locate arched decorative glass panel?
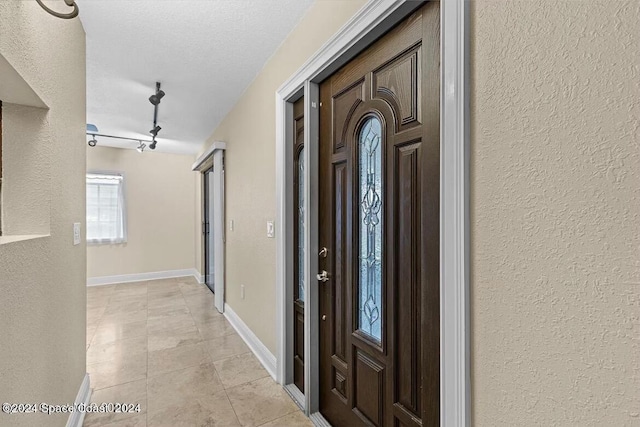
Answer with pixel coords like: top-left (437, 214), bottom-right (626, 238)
top-left (297, 147), bottom-right (305, 302)
top-left (357, 117), bottom-right (383, 342)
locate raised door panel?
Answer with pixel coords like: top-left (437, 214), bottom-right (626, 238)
top-left (373, 46), bottom-right (422, 132)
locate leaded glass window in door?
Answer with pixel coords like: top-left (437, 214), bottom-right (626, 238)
top-left (357, 117), bottom-right (383, 342)
top-left (297, 147), bottom-right (305, 302)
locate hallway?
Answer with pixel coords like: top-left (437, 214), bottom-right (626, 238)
top-left (85, 278), bottom-right (311, 427)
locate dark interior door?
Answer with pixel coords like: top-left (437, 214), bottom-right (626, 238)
top-left (293, 97), bottom-right (305, 393)
top-left (203, 167), bottom-right (214, 294)
top-left (318, 3), bottom-right (440, 426)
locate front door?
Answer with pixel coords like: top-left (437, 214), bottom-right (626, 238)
top-left (318, 3), bottom-right (440, 426)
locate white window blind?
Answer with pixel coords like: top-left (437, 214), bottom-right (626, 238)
top-left (86, 173), bottom-right (127, 244)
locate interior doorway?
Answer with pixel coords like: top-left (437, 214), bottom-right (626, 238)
top-left (193, 143), bottom-right (226, 313)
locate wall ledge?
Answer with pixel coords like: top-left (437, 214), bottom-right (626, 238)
top-left (0, 234), bottom-right (49, 245)
top-left (0, 52), bottom-right (48, 109)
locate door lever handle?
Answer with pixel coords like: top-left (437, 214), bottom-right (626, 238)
top-left (316, 270), bottom-right (330, 282)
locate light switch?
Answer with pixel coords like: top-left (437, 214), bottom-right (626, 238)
top-left (73, 222), bottom-right (81, 245)
top-left (267, 221), bottom-right (275, 238)
top-left (230, 220), bottom-right (234, 231)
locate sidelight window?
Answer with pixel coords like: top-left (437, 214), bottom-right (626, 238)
top-left (297, 148), bottom-right (305, 302)
top-left (357, 117), bottom-right (383, 342)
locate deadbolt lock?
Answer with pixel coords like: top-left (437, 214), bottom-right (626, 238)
top-left (316, 270), bottom-right (330, 282)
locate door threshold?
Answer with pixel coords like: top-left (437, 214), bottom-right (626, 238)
top-left (309, 412), bottom-right (332, 427)
top-left (283, 383), bottom-right (305, 410)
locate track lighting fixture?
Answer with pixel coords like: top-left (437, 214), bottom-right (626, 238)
top-left (85, 127), bottom-right (153, 151)
top-left (148, 82), bottom-right (165, 150)
top-left (149, 125), bottom-right (162, 137)
top-left (88, 84), bottom-right (166, 150)
top-left (149, 89), bottom-right (165, 106)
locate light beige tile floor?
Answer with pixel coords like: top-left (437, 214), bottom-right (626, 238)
top-left (85, 277), bottom-right (312, 427)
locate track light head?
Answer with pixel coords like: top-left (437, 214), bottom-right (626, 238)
top-left (149, 140), bottom-right (157, 150)
top-left (149, 125), bottom-right (161, 137)
top-left (149, 90), bottom-right (165, 106)
top-left (88, 135), bottom-right (97, 147)
top-left (136, 141), bottom-right (146, 153)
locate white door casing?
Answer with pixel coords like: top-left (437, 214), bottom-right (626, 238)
top-left (193, 142), bottom-right (226, 313)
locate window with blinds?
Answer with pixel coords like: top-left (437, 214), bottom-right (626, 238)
top-left (86, 173), bottom-right (127, 244)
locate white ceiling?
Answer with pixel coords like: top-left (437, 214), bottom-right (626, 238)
top-left (79, 0), bottom-right (314, 154)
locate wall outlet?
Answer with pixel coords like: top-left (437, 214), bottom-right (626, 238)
top-left (240, 284), bottom-right (245, 300)
top-left (267, 221), bottom-right (275, 238)
top-left (73, 222), bottom-right (81, 245)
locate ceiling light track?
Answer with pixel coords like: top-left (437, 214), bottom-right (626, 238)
top-left (86, 133), bottom-right (154, 144)
top-left (36, 0), bottom-right (78, 19)
top-left (86, 132), bottom-right (153, 153)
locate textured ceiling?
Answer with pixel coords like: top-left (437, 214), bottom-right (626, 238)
top-left (79, 0), bottom-right (314, 154)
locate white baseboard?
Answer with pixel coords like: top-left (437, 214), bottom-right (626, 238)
top-left (224, 303), bottom-right (277, 380)
top-left (66, 373), bottom-right (91, 427)
top-left (87, 268), bottom-right (202, 286)
top-left (196, 272), bottom-right (204, 284)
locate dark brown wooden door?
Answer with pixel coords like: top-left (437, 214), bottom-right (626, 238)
top-left (318, 3), bottom-right (440, 426)
top-left (203, 167), bottom-right (214, 294)
top-left (293, 97), bottom-right (306, 393)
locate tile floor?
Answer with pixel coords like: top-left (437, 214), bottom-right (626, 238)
top-left (85, 277), bottom-right (312, 427)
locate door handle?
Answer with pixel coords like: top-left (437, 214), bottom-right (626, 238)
top-left (316, 270), bottom-right (330, 282)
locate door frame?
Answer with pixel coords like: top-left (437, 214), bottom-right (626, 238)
top-left (275, 0), bottom-right (469, 425)
top-left (193, 142), bottom-right (226, 313)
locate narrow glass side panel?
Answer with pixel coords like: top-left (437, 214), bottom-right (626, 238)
top-left (358, 117), bottom-right (383, 342)
top-left (298, 147), bottom-right (305, 302)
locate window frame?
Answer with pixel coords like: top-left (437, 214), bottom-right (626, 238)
top-left (86, 171), bottom-right (127, 245)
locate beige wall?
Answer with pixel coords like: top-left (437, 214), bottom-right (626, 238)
top-left (87, 146), bottom-right (199, 279)
top-left (470, 0), bottom-right (640, 424)
top-left (0, 1), bottom-right (87, 426)
top-left (202, 0), bottom-right (368, 353)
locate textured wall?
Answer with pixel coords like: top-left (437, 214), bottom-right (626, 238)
top-left (1, 105), bottom-right (50, 235)
top-left (87, 146), bottom-right (199, 278)
top-left (0, 1), bottom-right (87, 426)
top-left (202, 0), bottom-right (368, 353)
top-left (470, 0), bottom-right (640, 425)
